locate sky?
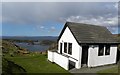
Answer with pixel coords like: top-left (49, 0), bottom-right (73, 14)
top-left (1, 2), bottom-right (120, 36)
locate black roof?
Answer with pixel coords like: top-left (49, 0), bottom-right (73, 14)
top-left (58, 22), bottom-right (118, 44)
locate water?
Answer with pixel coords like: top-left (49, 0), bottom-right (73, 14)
top-left (15, 42), bottom-right (49, 52)
top-left (2, 36), bottom-right (58, 52)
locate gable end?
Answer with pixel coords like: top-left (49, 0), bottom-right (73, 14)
top-left (57, 22), bottom-right (80, 45)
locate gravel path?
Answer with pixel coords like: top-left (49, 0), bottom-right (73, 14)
top-left (69, 64), bottom-right (118, 75)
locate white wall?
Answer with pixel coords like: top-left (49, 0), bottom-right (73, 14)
top-left (58, 27), bottom-right (82, 69)
top-left (48, 51), bottom-right (69, 70)
top-left (48, 50), bottom-right (54, 62)
top-left (54, 52), bottom-right (69, 70)
top-left (88, 45), bottom-right (117, 67)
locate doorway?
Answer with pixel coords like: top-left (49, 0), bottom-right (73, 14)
top-left (68, 60), bottom-right (75, 70)
top-left (116, 49), bottom-right (120, 63)
top-left (81, 45), bottom-right (89, 67)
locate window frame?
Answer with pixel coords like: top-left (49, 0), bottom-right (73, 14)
top-left (105, 45), bottom-right (110, 55)
top-left (68, 43), bottom-right (72, 55)
top-left (60, 43), bottom-right (62, 54)
top-left (64, 42), bottom-right (67, 53)
top-left (98, 45), bottom-right (104, 56)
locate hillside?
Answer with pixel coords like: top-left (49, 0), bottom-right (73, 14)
top-left (2, 40), bottom-right (29, 56)
top-left (2, 58), bottom-right (26, 74)
top-left (113, 34), bottom-right (120, 42)
top-left (2, 40), bottom-right (70, 74)
top-left (2, 40), bottom-right (29, 74)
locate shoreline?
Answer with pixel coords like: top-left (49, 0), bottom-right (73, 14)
top-left (14, 42), bottom-right (49, 52)
top-left (29, 50), bottom-right (48, 53)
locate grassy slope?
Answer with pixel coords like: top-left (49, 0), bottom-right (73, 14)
top-left (2, 40), bottom-right (70, 74)
top-left (2, 58), bottom-right (26, 74)
top-left (4, 53), bottom-right (70, 74)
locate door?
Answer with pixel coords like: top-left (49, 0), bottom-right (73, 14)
top-left (117, 49), bottom-right (120, 62)
top-left (81, 46), bottom-right (89, 66)
top-left (60, 43), bottom-right (62, 54)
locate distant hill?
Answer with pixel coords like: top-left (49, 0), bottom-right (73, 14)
top-left (2, 36), bottom-right (58, 41)
top-left (113, 34), bottom-right (120, 42)
top-left (113, 34), bottom-right (120, 37)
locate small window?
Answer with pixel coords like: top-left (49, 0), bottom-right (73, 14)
top-left (105, 45), bottom-right (110, 55)
top-left (68, 43), bottom-right (72, 55)
top-left (64, 42), bottom-right (67, 53)
top-left (98, 45), bottom-right (104, 56)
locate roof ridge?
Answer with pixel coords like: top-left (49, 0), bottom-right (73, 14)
top-left (66, 21), bottom-right (106, 28)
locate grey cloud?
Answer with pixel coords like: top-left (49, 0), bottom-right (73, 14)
top-left (2, 2), bottom-right (118, 34)
top-left (0, 2), bottom-right (1, 36)
top-left (63, 15), bottom-right (118, 33)
top-left (64, 15), bottom-right (118, 26)
top-left (2, 2), bottom-right (117, 25)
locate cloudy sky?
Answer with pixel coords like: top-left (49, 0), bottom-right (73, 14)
top-left (2, 2), bottom-right (119, 36)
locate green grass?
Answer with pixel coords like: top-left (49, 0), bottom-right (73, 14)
top-left (3, 53), bottom-right (70, 74)
top-left (2, 58), bottom-right (26, 74)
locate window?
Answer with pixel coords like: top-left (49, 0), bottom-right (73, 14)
top-left (105, 45), bottom-right (110, 55)
top-left (98, 45), bottom-right (104, 56)
top-left (68, 43), bottom-right (72, 55)
top-left (64, 42), bottom-right (67, 53)
top-left (60, 43), bottom-right (62, 54)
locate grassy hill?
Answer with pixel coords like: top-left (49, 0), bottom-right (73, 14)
top-left (4, 53), bottom-right (70, 74)
top-left (2, 58), bottom-right (26, 74)
top-left (2, 40), bottom-right (70, 74)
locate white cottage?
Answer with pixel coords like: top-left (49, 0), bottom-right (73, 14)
top-left (48, 22), bottom-right (118, 70)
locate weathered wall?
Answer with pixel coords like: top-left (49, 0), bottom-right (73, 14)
top-left (88, 45), bottom-right (117, 67)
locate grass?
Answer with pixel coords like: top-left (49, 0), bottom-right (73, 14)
top-left (3, 53), bottom-right (71, 74)
top-left (2, 58), bottom-right (26, 74)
